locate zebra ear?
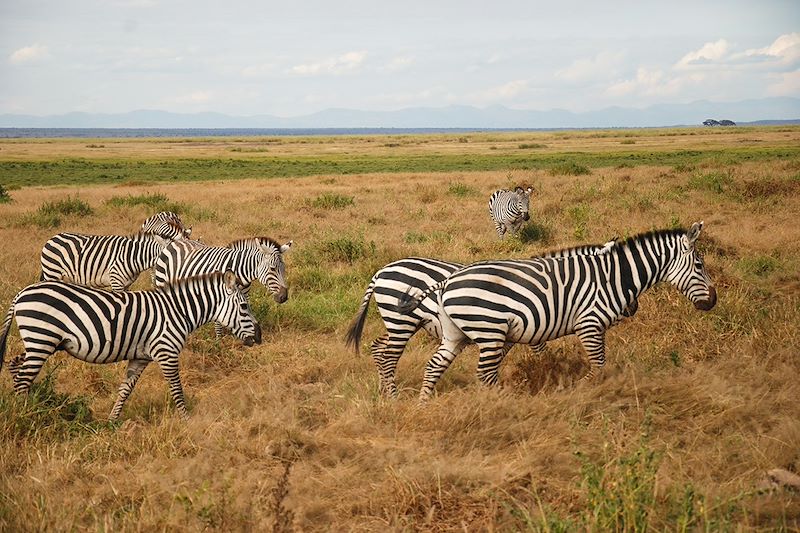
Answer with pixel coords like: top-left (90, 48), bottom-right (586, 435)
top-left (526, 187), bottom-right (533, 195)
top-left (184, 227), bottom-right (192, 238)
top-left (686, 221), bottom-right (703, 247)
top-left (280, 240), bottom-right (293, 254)
top-left (514, 186), bottom-right (524, 194)
top-left (223, 270), bottom-right (238, 291)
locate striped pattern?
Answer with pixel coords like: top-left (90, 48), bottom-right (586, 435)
top-left (345, 239), bottom-right (637, 397)
top-left (488, 186), bottom-right (533, 238)
top-left (153, 237), bottom-right (291, 337)
top-left (0, 271), bottom-right (261, 420)
top-left (140, 211), bottom-right (192, 239)
top-left (396, 223), bottom-right (716, 400)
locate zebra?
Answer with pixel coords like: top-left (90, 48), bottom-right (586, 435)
top-left (0, 271), bottom-right (261, 421)
top-left (345, 239), bottom-right (637, 397)
top-left (152, 236), bottom-right (292, 337)
top-left (140, 211), bottom-right (192, 239)
top-left (39, 216), bottom-right (189, 291)
top-left (396, 223), bottom-right (716, 400)
top-left (488, 186), bottom-right (533, 238)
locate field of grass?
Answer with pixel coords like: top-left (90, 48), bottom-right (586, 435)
top-left (0, 127), bottom-right (799, 531)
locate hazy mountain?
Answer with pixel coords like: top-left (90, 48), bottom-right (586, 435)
top-left (1, 97), bottom-right (798, 129)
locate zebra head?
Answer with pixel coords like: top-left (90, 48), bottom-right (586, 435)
top-left (256, 239), bottom-right (292, 303)
top-left (141, 212), bottom-right (192, 240)
top-left (514, 186), bottom-right (533, 222)
top-left (664, 222), bottom-right (717, 311)
top-left (218, 271), bottom-right (262, 346)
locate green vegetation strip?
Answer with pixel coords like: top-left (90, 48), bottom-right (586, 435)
top-left (1, 146), bottom-right (798, 188)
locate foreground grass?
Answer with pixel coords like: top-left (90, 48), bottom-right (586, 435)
top-left (0, 132), bottom-right (798, 530)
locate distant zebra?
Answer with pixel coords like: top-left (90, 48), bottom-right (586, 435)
top-left (153, 237), bottom-right (292, 337)
top-left (489, 186), bottom-right (533, 238)
top-left (140, 211), bottom-right (192, 239)
top-left (39, 215), bottom-right (189, 291)
top-left (345, 239), bottom-right (637, 397)
top-left (0, 271), bottom-right (261, 421)
top-left (396, 223), bottom-right (716, 400)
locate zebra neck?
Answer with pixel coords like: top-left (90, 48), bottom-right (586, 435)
top-left (130, 234), bottom-right (167, 269)
top-left (613, 236), bottom-right (676, 301)
top-left (168, 281), bottom-right (222, 334)
top-left (223, 248), bottom-right (260, 284)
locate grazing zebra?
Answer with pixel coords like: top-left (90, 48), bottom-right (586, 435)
top-left (0, 271), bottom-right (261, 421)
top-left (488, 186), bottom-right (533, 238)
top-left (153, 236), bottom-right (292, 337)
top-left (140, 211), bottom-right (192, 239)
top-left (345, 239), bottom-right (637, 397)
top-left (396, 223), bottom-right (716, 400)
top-left (39, 217), bottom-right (189, 291)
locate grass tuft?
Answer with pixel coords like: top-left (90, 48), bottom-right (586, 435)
top-left (309, 193), bottom-right (354, 209)
top-left (21, 196), bottom-right (94, 228)
top-left (447, 181), bottom-right (478, 197)
top-left (549, 161), bottom-right (591, 176)
top-left (106, 192), bottom-right (184, 213)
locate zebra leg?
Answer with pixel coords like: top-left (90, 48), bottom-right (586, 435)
top-left (370, 333), bottom-right (411, 398)
top-left (12, 348), bottom-right (55, 394)
top-left (476, 340), bottom-right (513, 387)
top-left (494, 222), bottom-right (506, 239)
top-left (576, 327), bottom-right (607, 381)
top-left (214, 322), bottom-right (226, 339)
top-left (7, 355), bottom-right (24, 378)
top-left (154, 353), bottom-right (189, 420)
top-left (109, 360), bottom-right (150, 421)
top-left (419, 338), bottom-right (468, 402)
top-left (531, 342), bottom-right (546, 354)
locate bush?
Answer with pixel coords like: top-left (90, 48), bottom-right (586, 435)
top-left (25, 196), bottom-right (94, 228)
top-left (447, 182), bottom-right (478, 197)
top-left (518, 221), bottom-right (554, 244)
top-left (106, 192), bottom-right (184, 213)
top-left (309, 193), bottom-right (354, 209)
top-left (549, 162), bottom-right (591, 176)
top-left (518, 143), bottom-right (546, 149)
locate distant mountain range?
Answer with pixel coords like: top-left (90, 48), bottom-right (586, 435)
top-left (1, 97), bottom-right (798, 129)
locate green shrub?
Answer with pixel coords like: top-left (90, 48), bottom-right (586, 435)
top-left (687, 171), bottom-right (733, 194)
top-left (0, 184), bottom-right (11, 203)
top-left (106, 192), bottom-right (184, 213)
top-left (567, 203), bottom-right (592, 239)
top-left (518, 143), bottom-right (546, 149)
top-left (518, 221), bottom-right (554, 244)
top-left (738, 255), bottom-right (780, 277)
top-left (620, 139), bottom-right (636, 145)
top-left (309, 193), bottom-right (354, 209)
top-left (447, 181), bottom-right (478, 197)
top-left (24, 196), bottom-right (94, 228)
top-left (549, 162), bottom-right (591, 176)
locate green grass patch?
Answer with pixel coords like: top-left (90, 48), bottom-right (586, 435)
top-left (447, 181), bottom-right (478, 197)
top-left (620, 139), bottom-right (636, 144)
top-left (21, 196), bottom-right (94, 228)
top-left (518, 143), bottom-right (547, 149)
top-left (566, 203), bottom-right (592, 239)
top-left (737, 254), bottom-right (780, 278)
top-left (0, 184), bottom-right (11, 204)
top-left (549, 161), bottom-right (591, 176)
top-left (1, 147), bottom-right (799, 187)
top-left (309, 193), bottom-right (354, 209)
top-left (687, 171), bottom-right (734, 194)
top-left (105, 192), bottom-right (185, 213)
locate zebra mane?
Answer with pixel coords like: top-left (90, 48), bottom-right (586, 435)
top-left (155, 271), bottom-right (235, 292)
top-left (535, 241), bottom-right (614, 258)
top-left (226, 236), bottom-right (281, 251)
top-left (137, 220), bottom-right (184, 236)
top-left (616, 228), bottom-right (687, 250)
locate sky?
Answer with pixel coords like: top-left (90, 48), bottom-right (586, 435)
top-left (1, 0), bottom-right (798, 117)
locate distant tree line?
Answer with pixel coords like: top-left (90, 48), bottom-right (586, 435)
top-left (703, 119), bottom-right (736, 126)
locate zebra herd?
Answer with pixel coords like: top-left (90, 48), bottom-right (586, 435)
top-left (0, 184), bottom-right (718, 420)
top-left (0, 212), bottom-right (287, 420)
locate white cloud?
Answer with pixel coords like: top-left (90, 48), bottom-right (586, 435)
top-left (555, 51), bottom-right (625, 83)
top-left (740, 33), bottom-right (800, 67)
top-left (383, 55), bottom-right (414, 72)
top-left (675, 39), bottom-right (729, 69)
top-left (606, 68), bottom-right (695, 98)
top-left (9, 44), bottom-right (50, 64)
top-left (465, 80), bottom-right (529, 105)
top-left (290, 51), bottom-right (367, 76)
top-left (241, 62), bottom-right (278, 79)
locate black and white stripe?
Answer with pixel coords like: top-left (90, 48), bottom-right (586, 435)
top-left (396, 223), bottom-right (716, 400)
top-left (39, 212), bottom-right (189, 291)
top-left (345, 239), bottom-right (636, 397)
top-left (488, 186), bottom-right (533, 238)
top-left (0, 271), bottom-right (261, 420)
top-left (153, 236), bottom-right (292, 337)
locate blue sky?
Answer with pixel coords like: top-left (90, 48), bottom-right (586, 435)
top-left (1, 0), bottom-right (798, 116)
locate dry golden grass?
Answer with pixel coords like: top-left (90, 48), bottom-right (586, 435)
top-left (0, 132), bottom-right (799, 531)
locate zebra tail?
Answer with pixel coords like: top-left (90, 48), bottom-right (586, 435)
top-left (394, 280), bottom-right (446, 315)
top-left (0, 294), bottom-right (18, 372)
top-left (344, 278), bottom-right (377, 355)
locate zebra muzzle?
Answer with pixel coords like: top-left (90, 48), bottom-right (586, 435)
top-left (523, 213), bottom-right (530, 221)
top-left (694, 286), bottom-right (717, 311)
top-left (273, 288), bottom-right (288, 304)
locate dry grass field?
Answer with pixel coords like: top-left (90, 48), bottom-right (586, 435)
top-left (0, 127), bottom-right (799, 531)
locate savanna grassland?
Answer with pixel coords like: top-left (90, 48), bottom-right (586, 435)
top-left (0, 127), bottom-right (799, 531)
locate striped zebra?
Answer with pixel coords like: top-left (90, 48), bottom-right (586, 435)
top-left (140, 211), bottom-right (192, 238)
top-left (345, 239), bottom-right (637, 397)
top-left (153, 237), bottom-right (292, 337)
top-left (396, 223), bottom-right (716, 400)
top-left (39, 216), bottom-right (188, 291)
top-left (0, 271), bottom-right (261, 421)
top-left (488, 186), bottom-right (533, 238)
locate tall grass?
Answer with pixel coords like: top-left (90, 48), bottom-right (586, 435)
top-left (21, 196), bottom-right (94, 228)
